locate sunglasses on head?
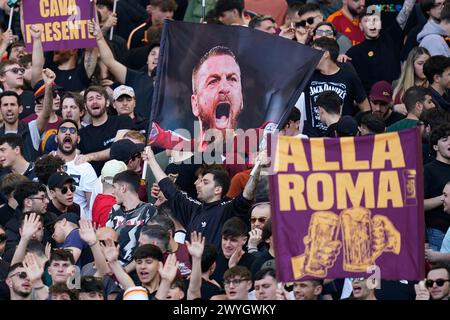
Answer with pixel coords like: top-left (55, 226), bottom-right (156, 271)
top-left (10, 271), bottom-right (28, 279)
top-left (295, 16), bottom-right (318, 28)
top-left (0, 234), bottom-right (6, 242)
top-left (425, 279), bottom-right (450, 288)
top-left (251, 217), bottom-right (267, 224)
top-left (3, 67), bottom-right (25, 75)
top-left (59, 126), bottom-right (77, 134)
top-left (59, 185), bottom-right (75, 194)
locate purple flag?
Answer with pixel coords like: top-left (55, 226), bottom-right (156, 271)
top-left (269, 129), bottom-right (425, 282)
top-left (22, 0), bottom-right (97, 52)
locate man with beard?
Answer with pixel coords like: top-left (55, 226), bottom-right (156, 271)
top-left (0, 68), bottom-right (56, 162)
top-left (327, 0), bottom-right (366, 45)
top-left (76, 86), bottom-right (133, 176)
top-left (190, 46), bottom-right (244, 149)
top-left (53, 120), bottom-right (98, 220)
top-left (346, 3), bottom-right (416, 93)
top-left (5, 263), bottom-right (32, 300)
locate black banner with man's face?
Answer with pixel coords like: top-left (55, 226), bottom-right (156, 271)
top-left (149, 20), bottom-right (321, 156)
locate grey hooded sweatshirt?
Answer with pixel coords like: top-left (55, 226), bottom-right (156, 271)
top-left (417, 20), bottom-right (450, 57)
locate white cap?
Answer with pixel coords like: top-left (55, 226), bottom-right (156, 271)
top-left (113, 85), bottom-right (135, 100)
top-left (123, 286), bottom-right (149, 300)
top-left (100, 160), bottom-right (127, 184)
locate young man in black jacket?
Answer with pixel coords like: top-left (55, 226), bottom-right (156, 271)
top-left (144, 146), bottom-right (262, 251)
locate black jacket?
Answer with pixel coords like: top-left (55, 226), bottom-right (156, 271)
top-left (158, 177), bottom-right (253, 250)
top-left (3, 208), bottom-right (57, 263)
top-left (0, 122), bottom-right (38, 162)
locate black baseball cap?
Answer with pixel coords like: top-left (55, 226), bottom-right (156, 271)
top-left (110, 139), bottom-right (144, 163)
top-left (48, 172), bottom-right (75, 190)
top-left (55, 212), bottom-right (80, 226)
top-left (80, 276), bottom-right (104, 294)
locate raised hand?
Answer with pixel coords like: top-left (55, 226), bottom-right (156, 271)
top-left (228, 245), bottom-right (245, 269)
top-left (142, 146), bottom-right (155, 162)
top-left (158, 253), bottom-right (179, 283)
top-left (103, 13), bottom-right (117, 29)
top-left (79, 219), bottom-right (98, 246)
top-left (1, 29), bottom-right (13, 46)
top-left (23, 253), bottom-right (44, 283)
top-left (185, 231), bottom-right (205, 260)
top-left (44, 242), bottom-right (52, 260)
top-left (294, 26), bottom-right (309, 44)
top-left (248, 228), bottom-right (262, 249)
top-left (21, 212), bottom-right (41, 241)
top-left (42, 68), bottom-right (56, 86)
top-left (279, 24), bottom-right (296, 40)
top-left (415, 280), bottom-right (430, 300)
top-left (151, 183), bottom-right (161, 199)
top-left (101, 239), bottom-right (120, 263)
top-left (29, 24), bottom-right (43, 40)
top-left (88, 19), bottom-right (103, 41)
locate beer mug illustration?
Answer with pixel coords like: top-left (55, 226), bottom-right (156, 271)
top-left (303, 211), bottom-right (341, 277)
top-left (340, 208), bottom-right (374, 272)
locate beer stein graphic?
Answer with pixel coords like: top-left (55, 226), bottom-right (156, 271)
top-left (302, 211), bottom-right (342, 277)
top-left (340, 208), bottom-right (374, 272)
top-left (340, 208), bottom-right (401, 272)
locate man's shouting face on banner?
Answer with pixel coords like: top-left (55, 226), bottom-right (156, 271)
top-left (191, 46), bottom-right (244, 136)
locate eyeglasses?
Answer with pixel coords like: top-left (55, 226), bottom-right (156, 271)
top-left (315, 29), bottom-right (334, 37)
top-left (433, 2), bottom-right (445, 8)
top-left (59, 185), bottom-right (76, 194)
top-left (10, 272), bottom-right (28, 279)
top-left (295, 16), bottom-right (320, 28)
top-left (224, 278), bottom-right (249, 286)
top-left (3, 67), bottom-right (25, 75)
top-left (425, 279), bottom-right (450, 288)
top-left (0, 234), bottom-right (6, 242)
top-left (29, 195), bottom-right (47, 202)
top-left (251, 217), bottom-right (267, 224)
top-left (59, 126), bottom-right (77, 134)
top-left (350, 277), bottom-right (366, 281)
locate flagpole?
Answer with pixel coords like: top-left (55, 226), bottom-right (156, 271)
top-left (7, 6), bottom-right (14, 31)
top-left (109, 0), bottom-right (117, 41)
top-left (201, 0), bottom-right (205, 23)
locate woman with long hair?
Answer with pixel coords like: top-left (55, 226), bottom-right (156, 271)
top-left (393, 47), bottom-right (430, 107)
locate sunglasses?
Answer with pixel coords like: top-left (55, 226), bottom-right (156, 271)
top-left (0, 234), bottom-right (6, 242)
top-left (59, 126), bottom-right (77, 134)
top-left (425, 279), bottom-right (450, 288)
top-left (295, 16), bottom-right (319, 28)
top-left (10, 271), bottom-right (28, 279)
top-left (315, 29), bottom-right (334, 37)
top-left (3, 67), bottom-right (25, 75)
top-left (60, 185), bottom-right (76, 194)
top-left (251, 217), bottom-right (267, 224)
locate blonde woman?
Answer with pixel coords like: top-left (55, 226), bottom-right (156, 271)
top-left (393, 47), bottom-right (431, 112)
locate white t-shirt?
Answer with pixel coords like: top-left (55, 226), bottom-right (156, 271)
top-left (64, 156), bottom-right (98, 220)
